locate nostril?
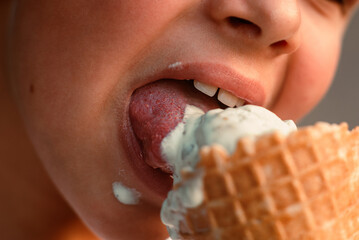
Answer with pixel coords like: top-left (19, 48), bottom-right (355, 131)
top-left (226, 17), bottom-right (261, 37)
top-left (227, 16), bottom-right (252, 26)
top-left (270, 39), bottom-right (300, 55)
top-left (271, 40), bottom-right (288, 48)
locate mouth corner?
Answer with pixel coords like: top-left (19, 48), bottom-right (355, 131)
top-left (120, 105), bottom-right (173, 199)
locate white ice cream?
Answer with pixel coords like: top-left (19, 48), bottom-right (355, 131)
top-left (161, 104), bottom-right (296, 183)
top-left (112, 182), bottom-right (141, 205)
top-left (160, 105), bottom-right (297, 238)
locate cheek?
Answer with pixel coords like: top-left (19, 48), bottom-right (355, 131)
top-left (271, 34), bottom-right (342, 122)
top-left (7, 0), bottom-right (146, 200)
top-left (6, 2), bottom-right (176, 235)
top-left (9, 0), bottom-right (190, 126)
top-left (8, 0), bottom-right (175, 149)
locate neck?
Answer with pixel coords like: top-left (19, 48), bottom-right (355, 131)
top-left (0, 2), bottom-right (91, 239)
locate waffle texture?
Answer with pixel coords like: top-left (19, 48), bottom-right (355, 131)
top-left (174, 122), bottom-right (359, 240)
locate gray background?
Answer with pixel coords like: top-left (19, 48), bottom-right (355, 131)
top-left (300, 11), bottom-right (359, 129)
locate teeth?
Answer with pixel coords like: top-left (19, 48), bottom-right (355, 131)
top-left (218, 89), bottom-right (244, 107)
top-left (193, 80), bottom-right (218, 97)
top-left (193, 80), bottom-right (246, 108)
top-left (235, 98), bottom-right (245, 107)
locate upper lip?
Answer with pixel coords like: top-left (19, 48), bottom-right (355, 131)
top-left (135, 62), bottom-right (266, 106)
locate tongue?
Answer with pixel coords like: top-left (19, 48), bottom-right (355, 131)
top-left (129, 79), bottom-right (220, 173)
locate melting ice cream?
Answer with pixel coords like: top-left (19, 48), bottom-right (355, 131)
top-left (160, 105), bottom-right (297, 238)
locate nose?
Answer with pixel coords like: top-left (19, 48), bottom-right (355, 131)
top-left (205, 0), bottom-right (301, 55)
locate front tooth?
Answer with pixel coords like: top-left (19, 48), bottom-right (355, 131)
top-left (218, 89), bottom-right (239, 107)
top-left (193, 80), bottom-right (218, 97)
top-left (235, 98), bottom-right (245, 107)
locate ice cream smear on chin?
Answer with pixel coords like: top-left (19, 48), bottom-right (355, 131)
top-left (112, 182), bottom-right (141, 205)
top-left (160, 105), bottom-right (297, 235)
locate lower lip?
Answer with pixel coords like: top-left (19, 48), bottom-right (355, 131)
top-left (120, 111), bottom-right (173, 200)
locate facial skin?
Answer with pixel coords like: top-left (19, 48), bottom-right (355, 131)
top-left (1, 0), bottom-right (358, 239)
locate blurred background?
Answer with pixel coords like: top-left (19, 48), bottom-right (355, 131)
top-left (300, 11), bottom-right (359, 128)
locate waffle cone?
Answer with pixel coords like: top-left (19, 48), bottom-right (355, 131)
top-left (172, 122), bottom-right (359, 240)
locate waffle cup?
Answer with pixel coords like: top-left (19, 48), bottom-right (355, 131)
top-left (171, 122), bottom-right (359, 240)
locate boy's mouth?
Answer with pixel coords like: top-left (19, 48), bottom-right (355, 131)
top-left (130, 79), bottom-right (227, 172)
top-left (124, 63), bottom-right (266, 198)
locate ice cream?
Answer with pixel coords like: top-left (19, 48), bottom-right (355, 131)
top-left (160, 105), bottom-right (297, 239)
top-left (161, 104), bottom-right (296, 183)
top-left (112, 182), bottom-right (141, 205)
